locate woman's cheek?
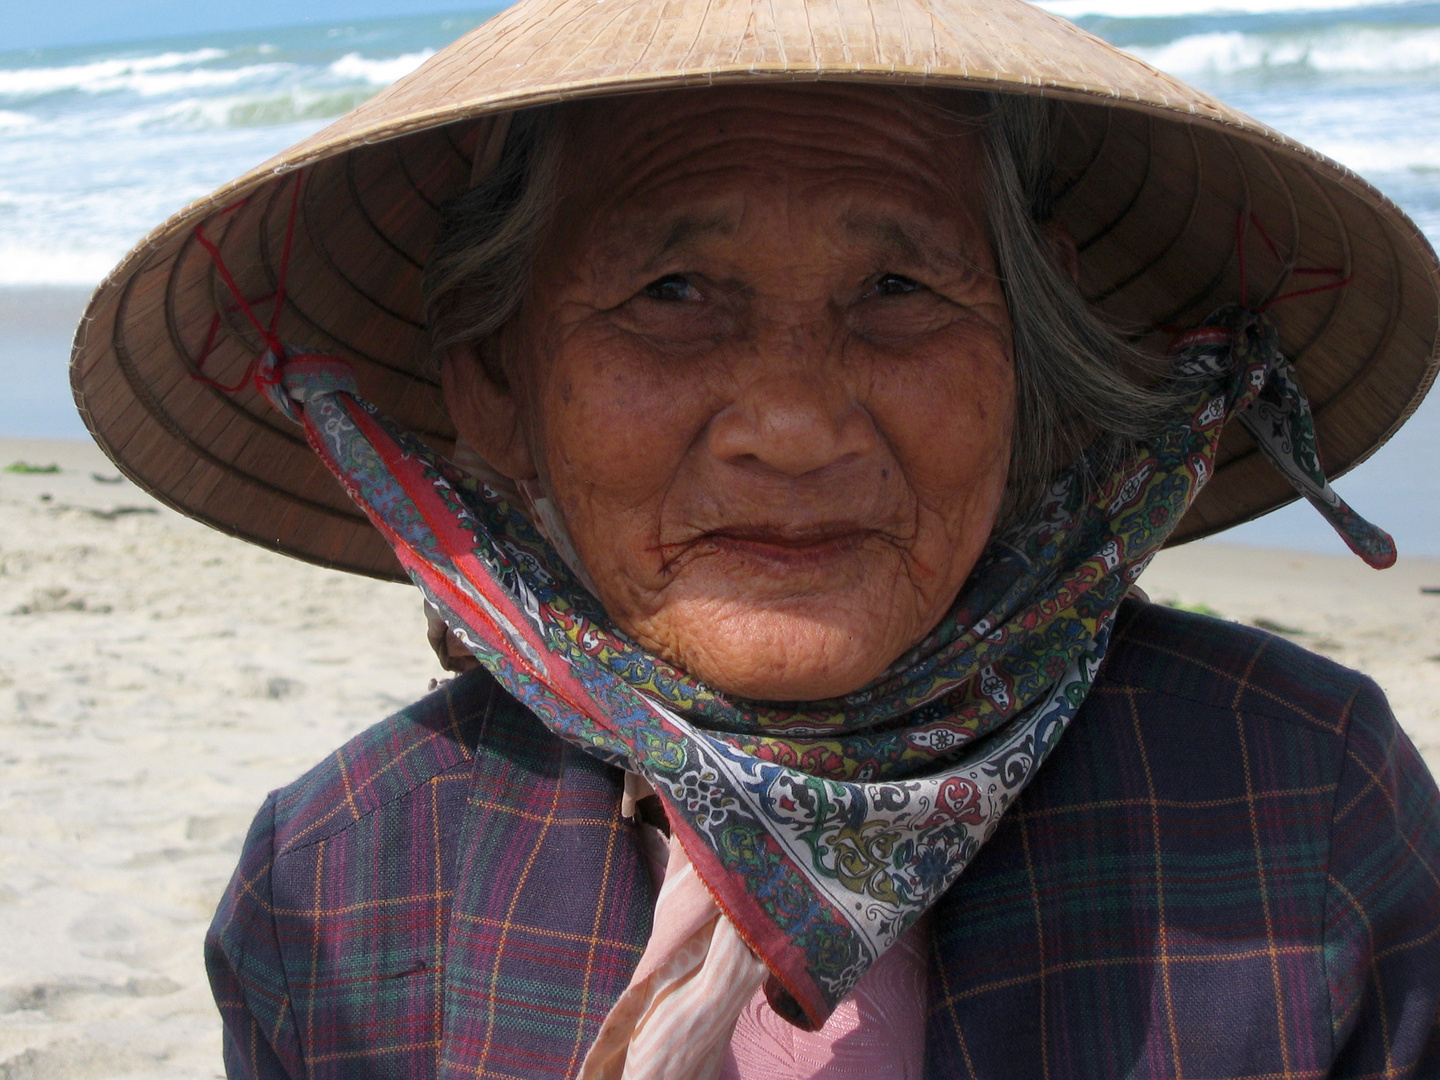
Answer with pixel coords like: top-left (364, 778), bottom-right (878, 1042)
top-left (877, 331), bottom-right (1015, 484)
top-left (535, 334), bottom-right (705, 573)
top-left (540, 330), bottom-right (673, 476)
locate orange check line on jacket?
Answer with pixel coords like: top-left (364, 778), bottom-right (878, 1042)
top-left (472, 773), bottom-right (567, 1077)
top-left (463, 798), bottom-right (618, 828)
top-left (929, 928), bottom-right (981, 1080)
top-left (1340, 747), bottom-right (1440, 896)
top-left (1122, 687), bottom-right (1185, 1078)
top-left (281, 721), bottom-right (474, 852)
top-left (1113, 639), bottom-right (1346, 736)
top-left (933, 944), bottom-right (1331, 1007)
top-left (1234, 709), bottom-right (1297, 1080)
top-left (448, 908), bottom-right (646, 952)
top-left (1324, 874), bottom-right (1396, 1078)
top-left (565, 795), bottom-right (628, 1076)
top-left (1017, 811), bottom-right (1052, 1080)
top-left (1011, 785), bottom-right (1338, 820)
top-left (307, 1037), bottom-right (445, 1066)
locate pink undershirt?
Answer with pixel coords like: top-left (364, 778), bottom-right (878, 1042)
top-left (635, 818), bottom-right (929, 1078)
top-left (719, 917), bottom-right (930, 1080)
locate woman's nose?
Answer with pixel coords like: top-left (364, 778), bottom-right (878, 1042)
top-left (706, 365), bottom-right (878, 477)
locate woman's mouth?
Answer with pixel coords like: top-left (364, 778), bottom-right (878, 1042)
top-left (685, 524), bottom-right (874, 571)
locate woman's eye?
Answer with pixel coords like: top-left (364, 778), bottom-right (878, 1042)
top-left (873, 273), bottom-right (921, 297)
top-left (642, 274), bottom-right (699, 302)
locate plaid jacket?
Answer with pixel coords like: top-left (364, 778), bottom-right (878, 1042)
top-left (207, 599), bottom-right (1440, 1078)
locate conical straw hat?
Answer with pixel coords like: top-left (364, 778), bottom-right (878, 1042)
top-left (71, 0), bottom-right (1440, 581)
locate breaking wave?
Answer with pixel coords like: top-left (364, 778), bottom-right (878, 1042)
top-left (1130, 26), bottom-right (1440, 76)
top-left (0, 45), bottom-right (434, 124)
top-left (328, 50), bottom-right (434, 85)
top-left (0, 49), bottom-right (234, 98)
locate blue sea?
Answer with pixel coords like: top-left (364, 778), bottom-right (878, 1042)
top-left (0, 1), bottom-right (1435, 554)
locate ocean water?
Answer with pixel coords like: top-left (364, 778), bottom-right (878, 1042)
top-left (0, 2), bottom-right (1435, 554)
top-left (0, 12), bottom-right (498, 286)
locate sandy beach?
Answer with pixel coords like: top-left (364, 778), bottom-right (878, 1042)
top-left (0, 437), bottom-right (439, 1079)
top-left (1, 434), bottom-right (1437, 1078)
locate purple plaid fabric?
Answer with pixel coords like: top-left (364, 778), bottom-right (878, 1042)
top-left (207, 599), bottom-right (1440, 1078)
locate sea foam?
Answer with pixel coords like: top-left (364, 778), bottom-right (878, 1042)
top-left (1131, 26), bottom-right (1440, 76)
top-left (0, 245), bottom-right (121, 287)
top-left (328, 50), bottom-right (435, 85)
top-left (0, 49), bottom-right (230, 98)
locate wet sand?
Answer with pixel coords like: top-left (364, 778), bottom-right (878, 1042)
top-left (0, 288), bottom-right (93, 440)
top-left (0, 435), bottom-right (1436, 1077)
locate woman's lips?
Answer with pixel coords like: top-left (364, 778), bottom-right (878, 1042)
top-left (691, 524), bottom-right (873, 570)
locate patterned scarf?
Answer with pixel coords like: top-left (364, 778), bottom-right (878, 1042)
top-left (256, 304), bottom-right (1392, 1030)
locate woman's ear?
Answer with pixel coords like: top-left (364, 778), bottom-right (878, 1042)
top-left (442, 338), bottom-right (538, 481)
top-left (1042, 220), bottom-right (1080, 285)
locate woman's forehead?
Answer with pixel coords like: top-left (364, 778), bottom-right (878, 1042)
top-left (582, 200), bottom-right (990, 279)
top-left (550, 84), bottom-right (991, 247)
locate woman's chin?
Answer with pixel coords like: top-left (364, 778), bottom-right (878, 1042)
top-left (635, 605), bottom-right (906, 703)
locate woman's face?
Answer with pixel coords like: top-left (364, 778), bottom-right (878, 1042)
top-left (446, 85), bottom-right (1015, 702)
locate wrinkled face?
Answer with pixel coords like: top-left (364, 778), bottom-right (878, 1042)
top-left (446, 84), bottom-right (1015, 702)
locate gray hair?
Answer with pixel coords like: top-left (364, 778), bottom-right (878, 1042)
top-left (424, 92), bottom-right (1173, 522)
top-left (426, 107), bottom-right (562, 377)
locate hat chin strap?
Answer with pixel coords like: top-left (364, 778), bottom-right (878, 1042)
top-left (450, 436), bottom-right (603, 597)
top-left (516, 477), bottom-right (604, 597)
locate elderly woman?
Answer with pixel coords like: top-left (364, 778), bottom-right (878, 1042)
top-left (70, 0), bottom-right (1440, 1077)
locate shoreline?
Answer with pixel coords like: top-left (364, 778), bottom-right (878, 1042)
top-left (0, 285), bottom-right (93, 322)
top-left (0, 288), bottom-right (94, 440)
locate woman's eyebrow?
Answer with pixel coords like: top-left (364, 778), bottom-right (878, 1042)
top-left (840, 212), bottom-right (982, 273)
top-left (605, 213), bottom-right (737, 270)
top-left (659, 213), bottom-right (736, 253)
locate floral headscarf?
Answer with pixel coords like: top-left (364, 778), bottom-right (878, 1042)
top-left (255, 303), bottom-right (1391, 1030)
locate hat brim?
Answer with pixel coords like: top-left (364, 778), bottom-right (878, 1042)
top-left (71, 0), bottom-right (1440, 581)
